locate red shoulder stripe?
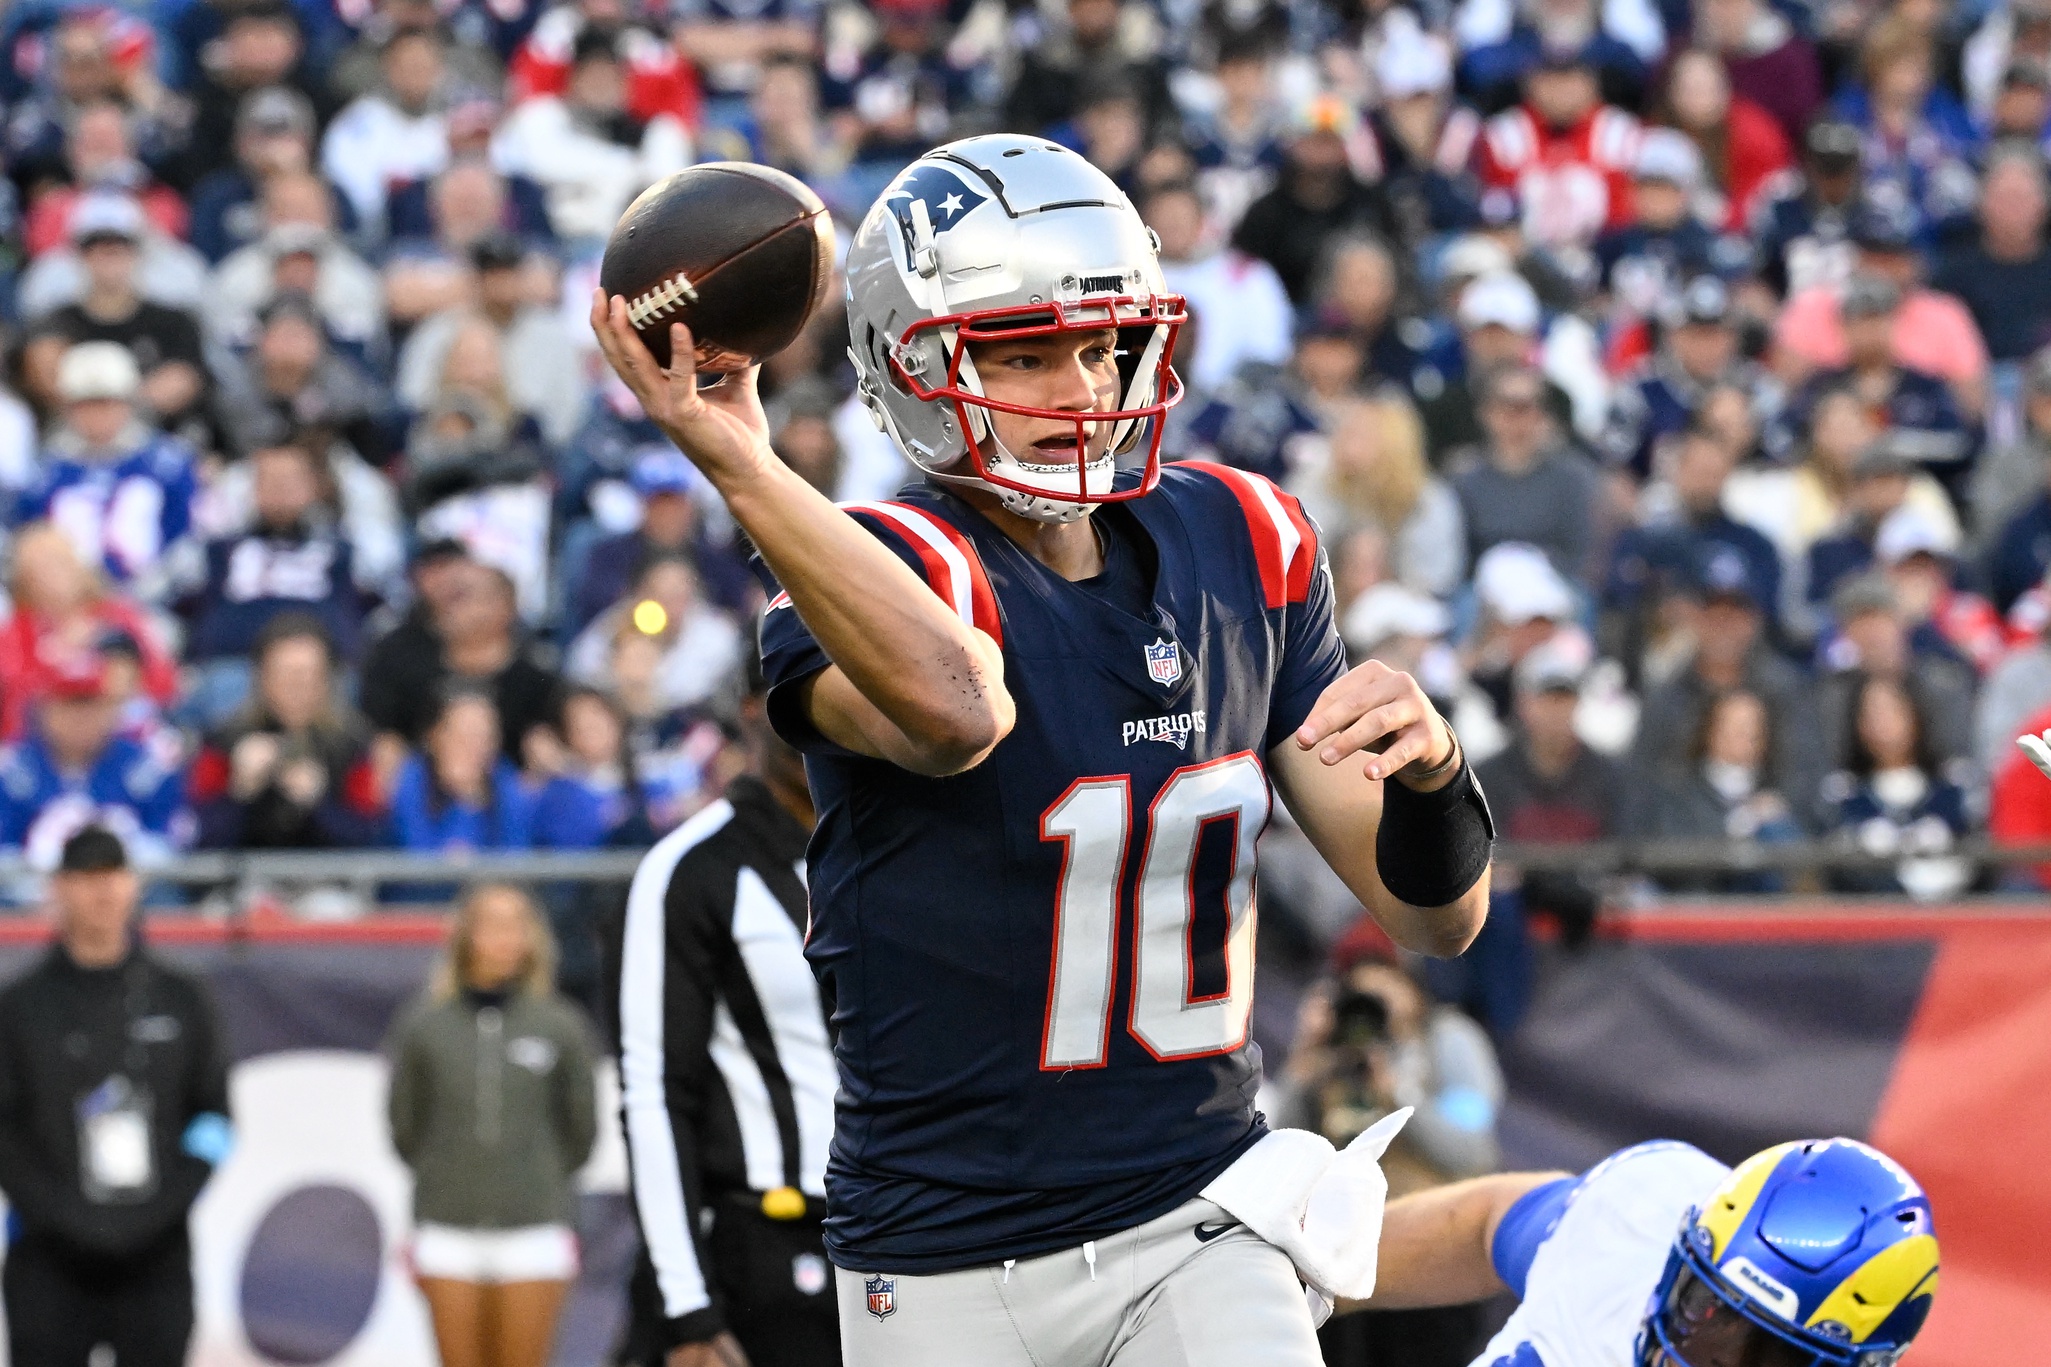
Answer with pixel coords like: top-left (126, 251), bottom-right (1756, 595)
top-left (1185, 465), bottom-right (1319, 609)
top-left (843, 501), bottom-right (1004, 646)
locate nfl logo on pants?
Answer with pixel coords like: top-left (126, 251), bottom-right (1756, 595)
top-left (866, 1275), bottom-right (896, 1320)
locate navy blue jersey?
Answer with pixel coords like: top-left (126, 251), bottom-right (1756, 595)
top-left (759, 465), bottom-right (1347, 1274)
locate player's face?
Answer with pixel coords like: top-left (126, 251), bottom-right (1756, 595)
top-left (965, 328), bottom-right (1123, 470)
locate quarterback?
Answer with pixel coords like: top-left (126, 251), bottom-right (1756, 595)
top-left (592, 136), bottom-right (1494, 1366)
top-left (1360, 1137), bottom-right (1939, 1367)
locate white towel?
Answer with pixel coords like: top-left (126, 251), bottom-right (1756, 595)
top-left (1199, 1108), bottom-right (1413, 1308)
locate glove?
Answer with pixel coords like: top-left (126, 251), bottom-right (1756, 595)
top-left (2020, 731), bottom-right (2051, 781)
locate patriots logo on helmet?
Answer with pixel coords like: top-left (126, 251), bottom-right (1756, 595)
top-left (886, 165), bottom-right (990, 268)
top-left (865, 1274), bottom-right (896, 1320)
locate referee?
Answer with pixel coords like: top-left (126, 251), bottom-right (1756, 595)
top-left (610, 658), bottom-right (839, 1367)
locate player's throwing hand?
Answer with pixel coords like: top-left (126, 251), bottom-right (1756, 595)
top-left (1293, 659), bottom-right (1459, 788)
top-left (589, 293), bottom-right (775, 492)
top-left (2020, 729), bottom-right (2051, 781)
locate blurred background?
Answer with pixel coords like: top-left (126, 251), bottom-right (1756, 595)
top-left (0, 0), bottom-right (2044, 1358)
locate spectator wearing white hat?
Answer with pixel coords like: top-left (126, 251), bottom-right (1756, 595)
top-left (14, 192), bottom-right (211, 321)
top-left (21, 342), bottom-right (199, 606)
top-left (1450, 363), bottom-right (1600, 583)
top-left (1873, 506), bottom-right (2005, 677)
top-left (1418, 270), bottom-right (1578, 461)
top-left (1361, 16), bottom-right (1484, 243)
top-left (1591, 132), bottom-right (1725, 330)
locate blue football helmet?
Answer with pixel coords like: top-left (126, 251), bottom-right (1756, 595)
top-left (1637, 1139), bottom-right (1938, 1367)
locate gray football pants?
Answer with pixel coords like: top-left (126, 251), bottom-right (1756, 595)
top-left (834, 1197), bottom-right (1324, 1367)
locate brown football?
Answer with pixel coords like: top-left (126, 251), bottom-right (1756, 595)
top-left (599, 162), bottom-right (835, 373)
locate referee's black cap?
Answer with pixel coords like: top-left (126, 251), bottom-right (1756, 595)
top-left (58, 826), bottom-right (128, 874)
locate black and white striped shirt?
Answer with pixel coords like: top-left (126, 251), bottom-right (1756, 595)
top-left (615, 775), bottom-right (834, 1345)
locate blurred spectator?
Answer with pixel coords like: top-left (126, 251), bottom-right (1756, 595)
top-left (1004, 0), bottom-right (1175, 141)
top-left (398, 232), bottom-right (588, 446)
top-left (1642, 687), bottom-right (1806, 887)
top-left (1602, 277), bottom-right (1758, 479)
top-left (208, 172), bottom-right (386, 353)
top-left (1774, 199), bottom-right (1989, 413)
top-left (187, 87), bottom-right (352, 265)
top-left (1364, 19), bottom-right (1483, 245)
top-left (1603, 421), bottom-right (1784, 661)
top-left (1751, 119), bottom-right (1865, 301)
top-left (1457, 0), bottom-right (1652, 114)
top-left (531, 686), bottom-right (645, 848)
top-left (388, 688), bottom-right (537, 853)
top-left (320, 27), bottom-right (454, 231)
top-left (1451, 363), bottom-right (1599, 579)
top-left (508, 0), bottom-right (703, 130)
top-left (1269, 944), bottom-right (1502, 1177)
top-left (1419, 270), bottom-right (1576, 462)
top-left (384, 158), bottom-right (551, 333)
top-left (384, 883), bottom-right (596, 1367)
top-left (1594, 134), bottom-right (1726, 330)
top-left (1180, 28), bottom-right (1287, 230)
top-left (1815, 573), bottom-right (1975, 771)
top-left (1472, 46), bottom-right (1641, 251)
top-left (3, 9), bottom-right (186, 193)
top-left (361, 559), bottom-right (563, 762)
top-left (180, 2), bottom-right (336, 190)
top-left (0, 826), bottom-right (229, 1367)
top-left (1877, 510), bottom-right (2005, 676)
top-left (183, 441), bottom-right (366, 718)
top-left (189, 615), bottom-right (382, 850)
top-left (567, 449), bottom-right (753, 639)
top-left (1819, 673), bottom-right (1973, 897)
top-left (493, 28), bottom-right (693, 245)
top-left (1931, 145), bottom-right (2051, 364)
top-left (1965, 0), bottom-right (2051, 126)
top-left (404, 321), bottom-right (555, 617)
top-left (22, 342), bottom-right (198, 605)
top-left (1476, 638), bottom-right (1618, 947)
top-left (43, 196), bottom-right (209, 440)
top-left (673, 0), bottom-right (817, 128)
top-left (1650, 51), bottom-right (1790, 233)
top-left (1142, 180), bottom-right (1293, 392)
top-left (714, 53), bottom-right (837, 182)
top-left (20, 102), bottom-right (188, 259)
top-left (1806, 433), bottom-right (1962, 614)
top-left (1832, 18), bottom-right (1980, 234)
top-left (0, 524), bottom-right (179, 744)
top-left (1462, 541), bottom-right (1584, 722)
top-left (213, 294), bottom-right (393, 466)
top-left (16, 190), bottom-right (211, 327)
top-left (1232, 99), bottom-right (1397, 305)
top-left (1986, 354), bottom-right (2051, 608)
top-left (1312, 235), bottom-right (1433, 393)
top-left (1288, 392), bottom-right (1468, 598)
top-left (566, 556), bottom-right (742, 715)
top-left (1631, 548), bottom-right (1822, 814)
top-left (0, 656), bottom-right (187, 868)
top-left (1693, 0), bottom-right (1824, 143)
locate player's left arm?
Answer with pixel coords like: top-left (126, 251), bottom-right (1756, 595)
top-left (1269, 660), bottom-right (1491, 957)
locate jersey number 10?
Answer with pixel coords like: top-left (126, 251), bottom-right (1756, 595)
top-left (1038, 752), bottom-right (1268, 1069)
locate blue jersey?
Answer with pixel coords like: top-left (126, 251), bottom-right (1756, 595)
top-left (20, 435), bottom-right (199, 591)
top-left (0, 732), bottom-right (187, 866)
top-left (760, 466), bottom-right (1347, 1274)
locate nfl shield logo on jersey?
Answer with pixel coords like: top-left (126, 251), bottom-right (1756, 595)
top-left (1144, 638), bottom-right (1181, 686)
top-left (866, 1275), bottom-right (896, 1320)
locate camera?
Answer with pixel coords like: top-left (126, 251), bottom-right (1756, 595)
top-left (1332, 986), bottom-right (1391, 1047)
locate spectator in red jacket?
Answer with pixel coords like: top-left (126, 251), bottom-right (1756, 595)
top-left (1474, 44), bottom-right (1642, 250)
top-left (0, 523), bottom-right (178, 743)
top-left (507, 0), bottom-right (702, 131)
top-left (1653, 49), bottom-right (1791, 233)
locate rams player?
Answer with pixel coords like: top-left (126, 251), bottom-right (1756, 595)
top-left (1360, 1137), bottom-right (1938, 1367)
top-left (593, 136), bottom-right (1494, 1366)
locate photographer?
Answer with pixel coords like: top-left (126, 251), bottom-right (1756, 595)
top-left (1270, 929), bottom-right (1504, 1366)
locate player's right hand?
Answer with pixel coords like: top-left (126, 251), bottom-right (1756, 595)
top-left (2020, 730), bottom-right (2051, 781)
top-left (590, 290), bottom-right (777, 492)
top-left (666, 1333), bottom-right (749, 1367)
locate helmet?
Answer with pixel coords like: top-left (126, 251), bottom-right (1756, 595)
top-left (844, 135), bottom-right (1186, 524)
top-left (1638, 1139), bottom-right (1938, 1367)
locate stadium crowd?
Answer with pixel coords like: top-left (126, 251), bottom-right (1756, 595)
top-left (2, 0), bottom-right (2051, 926)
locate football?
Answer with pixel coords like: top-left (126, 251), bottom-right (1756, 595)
top-left (599, 162), bottom-right (836, 373)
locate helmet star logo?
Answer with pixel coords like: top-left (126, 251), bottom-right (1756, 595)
top-left (939, 193), bottom-right (964, 217)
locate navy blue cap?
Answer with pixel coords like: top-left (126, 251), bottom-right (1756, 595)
top-left (1692, 544), bottom-right (1761, 609)
top-left (1850, 197), bottom-right (1919, 252)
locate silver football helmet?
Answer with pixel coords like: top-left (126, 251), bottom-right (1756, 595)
top-left (844, 135), bottom-right (1187, 523)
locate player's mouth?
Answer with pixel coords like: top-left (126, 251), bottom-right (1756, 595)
top-left (1015, 434), bottom-right (1113, 475)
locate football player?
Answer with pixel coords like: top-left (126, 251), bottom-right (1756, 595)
top-left (591, 136), bottom-right (1495, 1367)
top-left (1358, 1137), bottom-right (1938, 1367)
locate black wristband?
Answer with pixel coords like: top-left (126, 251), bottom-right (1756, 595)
top-left (1375, 758), bottom-right (1496, 910)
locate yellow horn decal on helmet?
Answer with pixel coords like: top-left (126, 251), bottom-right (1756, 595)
top-left (1804, 1236), bottom-right (1940, 1343)
top-left (1700, 1143), bottom-right (1800, 1260)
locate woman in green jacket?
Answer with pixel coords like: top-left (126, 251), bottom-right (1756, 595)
top-left (386, 882), bottom-right (599, 1367)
